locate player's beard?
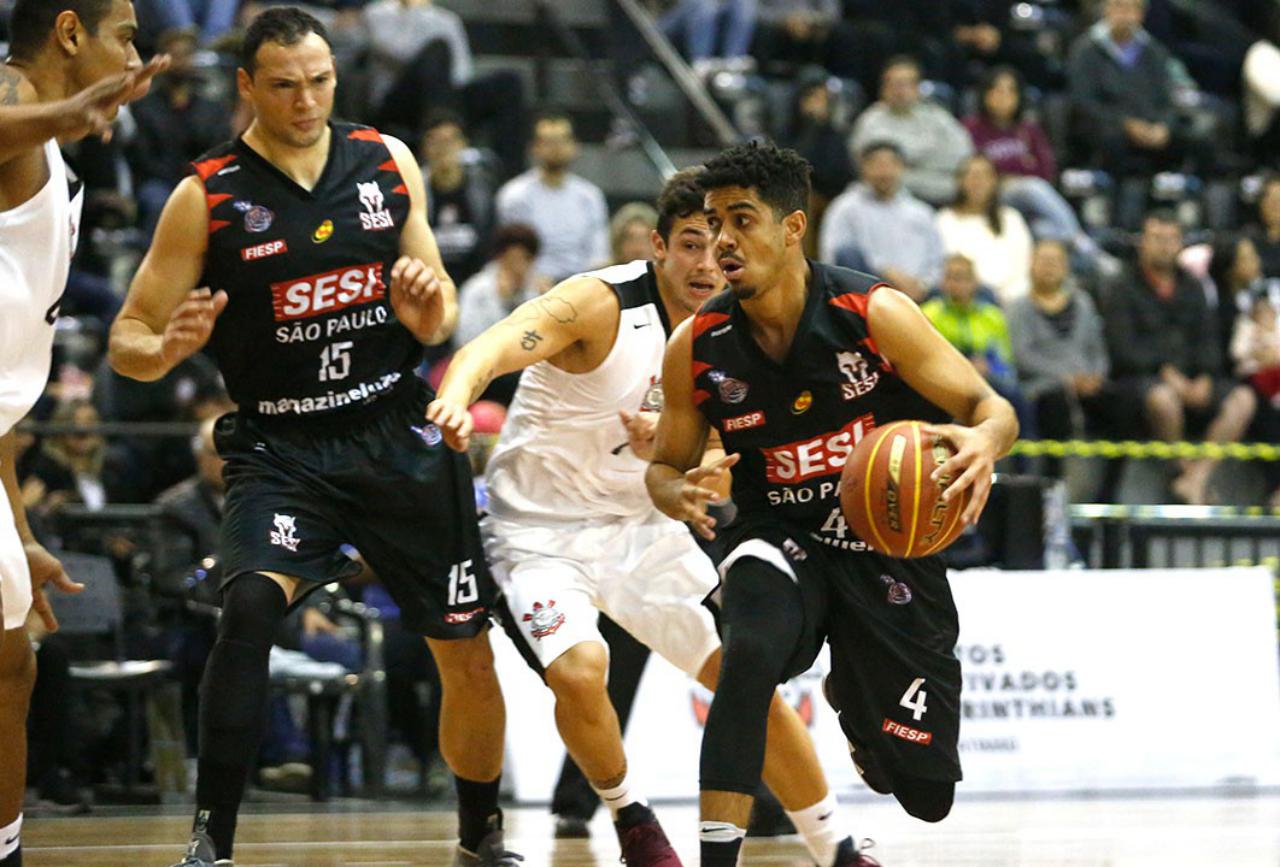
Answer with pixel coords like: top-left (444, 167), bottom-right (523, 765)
top-left (729, 281), bottom-right (758, 300)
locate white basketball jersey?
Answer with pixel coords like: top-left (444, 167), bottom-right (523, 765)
top-left (0, 139), bottom-right (83, 436)
top-left (486, 260), bottom-right (671, 522)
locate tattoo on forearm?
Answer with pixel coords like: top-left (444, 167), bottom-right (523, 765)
top-left (0, 67), bottom-right (23, 106)
top-left (521, 330), bottom-right (542, 351)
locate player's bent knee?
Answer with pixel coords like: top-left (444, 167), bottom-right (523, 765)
top-left (894, 776), bottom-right (954, 823)
top-left (545, 645), bottom-right (608, 704)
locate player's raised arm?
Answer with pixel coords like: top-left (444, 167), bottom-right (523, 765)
top-left (384, 134), bottom-right (459, 346)
top-left (427, 275), bottom-right (617, 450)
top-left (108, 176), bottom-right (220, 382)
top-left (646, 318), bottom-right (737, 540)
top-left (868, 285), bottom-right (1019, 523)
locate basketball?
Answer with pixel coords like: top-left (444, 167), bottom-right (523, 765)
top-left (838, 420), bottom-right (971, 558)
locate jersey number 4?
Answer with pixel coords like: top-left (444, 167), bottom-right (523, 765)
top-left (900, 677), bottom-right (928, 721)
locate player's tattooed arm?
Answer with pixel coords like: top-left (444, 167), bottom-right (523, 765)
top-left (0, 67), bottom-right (22, 106)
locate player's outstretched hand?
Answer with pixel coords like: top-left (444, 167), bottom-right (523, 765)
top-left (389, 255), bottom-right (444, 342)
top-left (425, 397), bottom-right (473, 453)
top-left (61, 55), bottom-right (169, 143)
top-left (161, 288), bottom-right (228, 367)
top-left (676, 452), bottom-right (739, 540)
top-left (922, 422), bottom-right (998, 526)
top-left (24, 541), bottom-right (83, 633)
top-left (619, 409), bottom-right (659, 461)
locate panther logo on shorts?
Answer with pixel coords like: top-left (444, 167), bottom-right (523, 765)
top-left (270, 513), bottom-right (301, 553)
top-left (522, 600), bottom-right (565, 639)
top-left (879, 574), bottom-right (912, 605)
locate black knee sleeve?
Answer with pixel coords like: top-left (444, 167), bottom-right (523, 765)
top-left (893, 775), bottom-right (955, 822)
top-left (198, 573), bottom-right (288, 761)
top-left (700, 557), bottom-right (805, 796)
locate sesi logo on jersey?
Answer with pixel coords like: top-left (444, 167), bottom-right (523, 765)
top-left (270, 263), bottom-right (386, 321)
top-left (762, 414), bottom-right (875, 484)
top-left (358, 181), bottom-right (395, 231)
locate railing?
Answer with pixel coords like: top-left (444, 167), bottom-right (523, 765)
top-left (1070, 504), bottom-right (1280, 569)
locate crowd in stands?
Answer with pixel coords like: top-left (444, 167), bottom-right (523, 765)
top-left (11, 0), bottom-right (1280, 807)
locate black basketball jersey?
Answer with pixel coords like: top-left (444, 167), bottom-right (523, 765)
top-left (691, 262), bottom-right (949, 550)
top-left (192, 122), bottom-right (419, 420)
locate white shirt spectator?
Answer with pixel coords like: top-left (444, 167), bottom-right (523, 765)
top-left (455, 261), bottom-right (540, 348)
top-left (936, 205), bottom-right (1033, 304)
top-left (363, 0), bottom-right (473, 108)
top-left (819, 182), bottom-right (944, 287)
top-left (496, 170), bottom-right (610, 282)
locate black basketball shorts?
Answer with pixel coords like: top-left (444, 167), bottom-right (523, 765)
top-left (213, 379), bottom-right (494, 639)
top-left (715, 518), bottom-right (963, 784)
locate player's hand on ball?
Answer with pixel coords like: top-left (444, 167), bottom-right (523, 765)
top-left (24, 541), bottom-right (83, 633)
top-left (619, 410), bottom-right (659, 461)
top-left (161, 288), bottom-right (228, 367)
top-left (677, 452), bottom-right (739, 540)
top-left (922, 422), bottom-right (997, 526)
top-left (425, 397), bottom-right (473, 453)
top-left (389, 256), bottom-right (444, 340)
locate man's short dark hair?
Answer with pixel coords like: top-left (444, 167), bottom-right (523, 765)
top-left (882, 54), bottom-right (922, 79)
top-left (859, 140), bottom-right (905, 163)
top-left (656, 168), bottom-right (705, 242)
top-left (493, 223), bottom-right (540, 258)
top-left (532, 109), bottom-right (574, 136)
top-left (424, 109), bottom-right (465, 136)
top-left (8, 0), bottom-right (113, 60)
top-left (700, 141), bottom-right (811, 219)
top-left (241, 6), bottom-right (331, 76)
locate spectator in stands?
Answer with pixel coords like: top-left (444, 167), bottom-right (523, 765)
top-left (922, 254), bottom-right (1023, 406)
top-left (751, 1), bottom-right (863, 81)
top-left (962, 66), bottom-right (1110, 271)
top-left (364, 0), bottom-right (525, 176)
top-left (1247, 175), bottom-right (1280, 279)
top-left (659, 0), bottom-right (757, 72)
top-left (1103, 211), bottom-right (1257, 504)
top-left (1008, 240), bottom-right (1114, 463)
top-left (948, 0), bottom-right (1058, 90)
top-left (610, 202), bottom-right (659, 264)
top-left (1067, 0), bottom-right (1185, 179)
top-left (820, 141), bottom-right (943, 301)
top-left (21, 401), bottom-right (114, 517)
top-left (128, 28), bottom-right (231, 239)
top-left (455, 224), bottom-right (543, 349)
top-left (936, 154), bottom-right (1033, 304)
top-left (779, 69), bottom-right (854, 255)
top-left (849, 55), bottom-right (973, 206)
top-left (496, 112), bottom-right (610, 282)
top-left (419, 111), bottom-right (496, 287)
top-left (1210, 235), bottom-right (1267, 364)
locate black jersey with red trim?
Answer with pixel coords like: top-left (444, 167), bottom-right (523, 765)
top-left (690, 261), bottom-right (949, 550)
top-left (192, 122), bottom-right (418, 420)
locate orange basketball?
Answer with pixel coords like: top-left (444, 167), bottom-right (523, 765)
top-left (838, 420), bottom-right (971, 558)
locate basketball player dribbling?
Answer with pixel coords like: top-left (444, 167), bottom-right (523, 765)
top-left (0, 3), bottom-right (165, 864)
top-left (108, 9), bottom-right (518, 866)
top-left (429, 170), bottom-right (865, 867)
top-left (647, 143), bottom-right (1019, 866)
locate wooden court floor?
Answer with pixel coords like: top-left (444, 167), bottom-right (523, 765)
top-left (20, 792), bottom-right (1280, 866)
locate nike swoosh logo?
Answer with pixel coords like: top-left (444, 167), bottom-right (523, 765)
top-left (4, 834), bottom-right (18, 845)
top-left (817, 812), bottom-right (833, 822)
top-left (634, 322), bottom-right (650, 329)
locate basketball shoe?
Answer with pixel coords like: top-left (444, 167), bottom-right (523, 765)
top-left (453, 818), bottom-right (524, 866)
top-left (615, 804), bottom-right (682, 865)
top-left (168, 831), bottom-right (233, 867)
top-left (834, 837), bottom-right (882, 866)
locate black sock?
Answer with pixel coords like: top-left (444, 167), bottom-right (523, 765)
top-left (456, 775), bottom-right (501, 852)
top-left (194, 573), bottom-right (288, 860)
top-left (615, 802), bottom-right (654, 829)
top-left (0, 846), bottom-right (21, 866)
top-left (700, 838), bottom-right (743, 866)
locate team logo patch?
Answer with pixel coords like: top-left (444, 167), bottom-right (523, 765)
top-left (411, 423), bottom-right (443, 447)
top-left (312, 219), bottom-right (334, 243)
top-left (723, 410), bottom-right (765, 432)
top-left (879, 574), bottom-right (913, 605)
top-left (836, 350), bottom-right (879, 400)
top-left (707, 370), bottom-right (748, 404)
top-left (269, 513), bottom-right (300, 552)
top-left (232, 200), bottom-right (274, 233)
top-left (241, 239), bottom-right (287, 261)
top-left (640, 377), bottom-right (665, 412)
top-left (522, 600), bottom-right (566, 639)
top-left (357, 181), bottom-right (395, 231)
top-left (444, 607), bottom-right (484, 624)
top-left (792, 390), bottom-right (813, 414)
top-left (882, 717), bottom-right (932, 745)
